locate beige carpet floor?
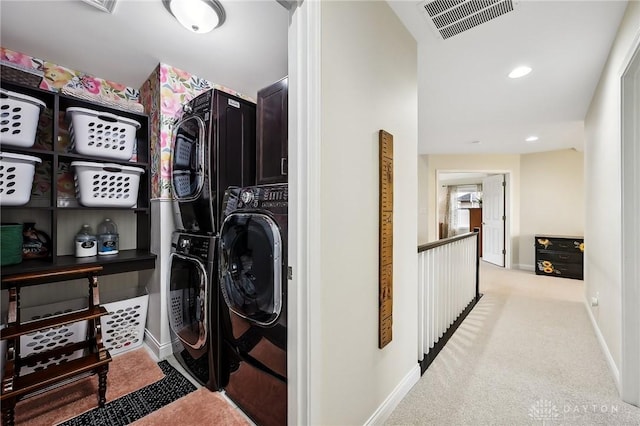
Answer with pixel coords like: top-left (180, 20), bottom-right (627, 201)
top-left (386, 262), bottom-right (640, 425)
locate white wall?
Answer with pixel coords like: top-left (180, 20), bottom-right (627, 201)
top-left (418, 155), bottom-right (429, 245)
top-left (424, 154), bottom-right (521, 265)
top-left (519, 149), bottom-right (585, 270)
top-left (318, 1), bottom-right (418, 424)
top-left (584, 1), bottom-right (640, 385)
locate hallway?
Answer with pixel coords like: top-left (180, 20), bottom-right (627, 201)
top-left (386, 263), bottom-right (640, 425)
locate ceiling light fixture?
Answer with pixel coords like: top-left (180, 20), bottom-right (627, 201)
top-left (163, 0), bottom-right (225, 34)
top-left (508, 66), bottom-right (532, 79)
top-left (525, 136), bottom-right (539, 142)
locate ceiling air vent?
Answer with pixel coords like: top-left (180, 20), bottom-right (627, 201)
top-left (422, 0), bottom-right (517, 40)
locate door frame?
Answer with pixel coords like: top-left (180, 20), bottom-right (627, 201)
top-left (435, 170), bottom-right (513, 269)
top-left (287, 1), bottom-right (322, 425)
top-left (621, 29), bottom-right (640, 407)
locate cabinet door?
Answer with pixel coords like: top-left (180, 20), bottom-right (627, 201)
top-left (256, 77), bottom-right (288, 185)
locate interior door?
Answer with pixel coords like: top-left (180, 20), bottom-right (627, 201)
top-left (482, 174), bottom-right (505, 266)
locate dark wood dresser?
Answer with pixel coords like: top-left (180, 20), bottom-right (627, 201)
top-left (534, 235), bottom-right (584, 280)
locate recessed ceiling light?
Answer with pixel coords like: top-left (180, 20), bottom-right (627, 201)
top-left (509, 66), bottom-right (532, 79)
top-left (525, 136), bottom-right (539, 142)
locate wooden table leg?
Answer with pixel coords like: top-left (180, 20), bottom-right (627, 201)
top-left (2, 399), bottom-right (16, 426)
top-left (98, 365), bottom-right (109, 407)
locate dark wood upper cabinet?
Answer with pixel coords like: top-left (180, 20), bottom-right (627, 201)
top-left (256, 76), bottom-right (288, 185)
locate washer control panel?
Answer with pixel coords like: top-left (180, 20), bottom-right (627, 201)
top-left (237, 185), bottom-right (288, 209)
top-left (174, 233), bottom-right (212, 260)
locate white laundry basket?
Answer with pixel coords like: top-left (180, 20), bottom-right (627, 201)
top-left (173, 134), bottom-right (196, 168)
top-left (0, 88), bottom-right (46, 148)
top-left (71, 161), bottom-right (144, 208)
top-left (0, 151), bottom-right (42, 206)
top-left (172, 170), bottom-right (198, 199)
top-left (67, 107), bottom-right (140, 161)
top-left (101, 293), bottom-right (149, 356)
top-left (19, 298), bottom-right (89, 375)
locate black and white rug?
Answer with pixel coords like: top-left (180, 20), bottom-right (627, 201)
top-left (59, 361), bottom-right (196, 426)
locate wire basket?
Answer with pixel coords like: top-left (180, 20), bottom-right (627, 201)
top-left (101, 293), bottom-right (149, 356)
top-left (0, 152), bottom-right (42, 206)
top-left (66, 107), bottom-right (140, 161)
top-left (71, 161), bottom-right (144, 208)
top-left (0, 88), bottom-right (46, 148)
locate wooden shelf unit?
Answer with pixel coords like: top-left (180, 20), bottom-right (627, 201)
top-left (0, 80), bottom-right (155, 275)
top-left (0, 265), bottom-right (112, 426)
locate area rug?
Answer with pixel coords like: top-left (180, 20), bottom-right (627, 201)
top-left (131, 388), bottom-right (250, 426)
top-left (58, 360), bottom-right (196, 426)
top-left (15, 348), bottom-right (166, 426)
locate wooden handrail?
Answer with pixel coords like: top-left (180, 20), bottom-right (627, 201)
top-left (418, 230), bottom-right (478, 253)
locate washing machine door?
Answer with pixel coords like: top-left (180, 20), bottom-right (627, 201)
top-left (219, 213), bottom-right (283, 326)
top-left (168, 253), bottom-right (208, 350)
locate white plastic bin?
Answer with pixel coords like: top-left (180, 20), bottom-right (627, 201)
top-left (101, 293), bottom-right (149, 356)
top-left (67, 107), bottom-right (140, 161)
top-left (173, 134), bottom-right (196, 168)
top-left (19, 298), bottom-right (89, 375)
top-left (0, 151), bottom-right (42, 206)
top-left (0, 88), bottom-right (46, 148)
top-left (71, 161), bottom-right (144, 208)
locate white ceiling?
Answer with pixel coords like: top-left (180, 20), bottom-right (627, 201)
top-left (389, 0), bottom-right (628, 154)
top-left (0, 0), bottom-right (289, 100)
top-left (0, 1), bottom-right (628, 156)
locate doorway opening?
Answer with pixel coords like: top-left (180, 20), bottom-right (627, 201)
top-left (621, 32), bottom-right (640, 407)
top-left (436, 171), bottom-right (510, 268)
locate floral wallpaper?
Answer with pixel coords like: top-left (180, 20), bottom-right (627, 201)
top-left (140, 62), bottom-right (254, 199)
top-left (1, 47), bottom-right (140, 103)
top-left (0, 48), bottom-right (44, 73)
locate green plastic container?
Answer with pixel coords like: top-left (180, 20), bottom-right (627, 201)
top-left (1, 223), bottom-right (23, 266)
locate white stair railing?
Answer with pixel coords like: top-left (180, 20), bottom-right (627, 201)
top-left (417, 231), bottom-right (480, 370)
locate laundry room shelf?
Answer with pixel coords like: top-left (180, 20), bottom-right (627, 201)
top-left (0, 80), bottom-right (154, 279)
top-left (0, 249), bottom-right (156, 286)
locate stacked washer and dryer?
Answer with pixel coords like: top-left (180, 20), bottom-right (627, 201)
top-left (168, 88), bottom-right (255, 391)
top-left (168, 88), bottom-right (288, 426)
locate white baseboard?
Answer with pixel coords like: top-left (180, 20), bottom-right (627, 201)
top-left (583, 298), bottom-right (621, 393)
top-left (144, 329), bottom-right (173, 360)
top-left (516, 263), bottom-right (535, 272)
top-left (364, 364), bottom-right (421, 425)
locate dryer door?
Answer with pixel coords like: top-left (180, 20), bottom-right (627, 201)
top-left (219, 213), bottom-right (283, 326)
top-left (171, 115), bottom-right (215, 233)
top-left (171, 116), bottom-right (205, 201)
top-left (168, 253), bottom-right (208, 350)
